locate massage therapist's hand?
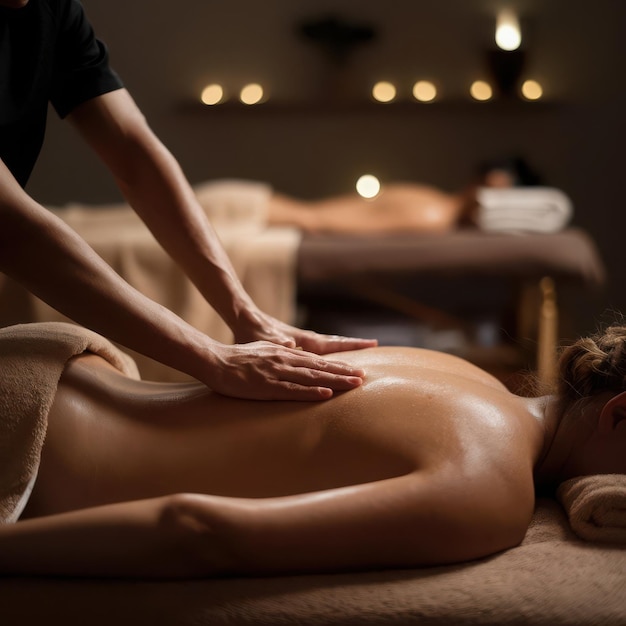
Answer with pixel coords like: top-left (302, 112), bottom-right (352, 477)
top-left (207, 341), bottom-right (368, 401)
top-left (232, 308), bottom-right (378, 355)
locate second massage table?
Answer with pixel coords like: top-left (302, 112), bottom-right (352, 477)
top-left (0, 197), bottom-right (605, 385)
top-left (297, 227), bottom-right (606, 387)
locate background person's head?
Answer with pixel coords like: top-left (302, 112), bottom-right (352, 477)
top-left (476, 156), bottom-right (544, 188)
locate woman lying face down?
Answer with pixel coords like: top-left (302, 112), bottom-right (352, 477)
top-left (1, 325), bottom-right (625, 578)
top-left (237, 156), bottom-right (543, 235)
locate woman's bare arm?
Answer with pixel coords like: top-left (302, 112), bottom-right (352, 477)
top-left (209, 474), bottom-right (526, 575)
top-left (0, 474), bottom-right (526, 578)
top-left (0, 495), bottom-right (228, 579)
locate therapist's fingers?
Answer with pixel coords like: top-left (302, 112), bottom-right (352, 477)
top-left (207, 342), bottom-right (365, 401)
top-left (295, 332), bottom-right (379, 355)
top-left (232, 312), bottom-right (377, 356)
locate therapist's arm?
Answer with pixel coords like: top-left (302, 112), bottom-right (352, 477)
top-left (0, 160), bottom-right (363, 400)
top-left (66, 89), bottom-right (376, 356)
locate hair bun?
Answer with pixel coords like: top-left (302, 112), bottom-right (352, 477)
top-left (558, 326), bottom-right (626, 403)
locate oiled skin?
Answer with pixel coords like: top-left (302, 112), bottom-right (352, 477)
top-left (267, 183), bottom-right (466, 234)
top-left (13, 346), bottom-right (546, 576)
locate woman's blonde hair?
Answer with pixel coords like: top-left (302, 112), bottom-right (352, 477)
top-left (557, 325), bottom-right (626, 409)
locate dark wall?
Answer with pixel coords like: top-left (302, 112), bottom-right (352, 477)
top-left (27, 0), bottom-right (626, 333)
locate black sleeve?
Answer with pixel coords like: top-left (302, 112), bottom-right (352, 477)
top-left (50, 0), bottom-right (123, 118)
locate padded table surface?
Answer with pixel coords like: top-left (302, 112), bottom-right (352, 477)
top-left (1, 499), bottom-right (624, 626)
top-left (297, 228), bottom-right (605, 286)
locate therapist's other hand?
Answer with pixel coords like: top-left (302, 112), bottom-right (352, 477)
top-left (232, 310), bottom-right (378, 355)
top-left (208, 341), bottom-right (367, 401)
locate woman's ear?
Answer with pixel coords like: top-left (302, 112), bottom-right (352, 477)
top-left (598, 391), bottom-right (626, 435)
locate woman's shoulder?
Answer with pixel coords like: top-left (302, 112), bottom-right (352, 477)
top-left (331, 345), bottom-right (508, 391)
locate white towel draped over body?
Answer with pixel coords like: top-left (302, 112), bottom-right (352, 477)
top-left (476, 187), bottom-right (573, 234)
top-left (0, 322), bottom-right (139, 524)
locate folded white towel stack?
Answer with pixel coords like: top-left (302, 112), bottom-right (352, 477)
top-left (476, 187), bottom-right (573, 233)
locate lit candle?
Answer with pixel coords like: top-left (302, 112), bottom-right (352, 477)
top-left (521, 79), bottom-right (543, 100)
top-left (372, 81), bottom-right (397, 103)
top-left (240, 83), bottom-right (264, 105)
top-left (412, 80), bottom-right (437, 103)
top-left (200, 84), bottom-right (224, 105)
top-left (470, 80), bottom-right (493, 101)
top-left (495, 8), bottom-right (521, 51)
top-left (356, 175), bottom-right (381, 199)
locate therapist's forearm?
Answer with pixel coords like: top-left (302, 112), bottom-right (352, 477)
top-left (0, 195), bottom-right (216, 383)
top-left (69, 90), bottom-right (256, 335)
top-left (116, 136), bottom-right (256, 333)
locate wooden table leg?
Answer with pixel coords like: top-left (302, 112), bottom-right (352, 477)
top-left (537, 276), bottom-right (558, 390)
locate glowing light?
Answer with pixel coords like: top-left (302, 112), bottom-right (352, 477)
top-left (495, 8), bottom-right (521, 51)
top-left (372, 81), bottom-right (397, 103)
top-left (356, 175), bottom-right (381, 199)
top-left (521, 79), bottom-right (543, 100)
top-left (470, 80), bottom-right (493, 101)
top-left (412, 80), bottom-right (437, 102)
top-left (200, 84), bottom-right (224, 105)
top-left (240, 83), bottom-right (264, 105)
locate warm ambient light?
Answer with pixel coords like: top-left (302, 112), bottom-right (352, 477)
top-left (495, 8), bottom-right (521, 51)
top-left (412, 80), bottom-right (437, 102)
top-left (200, 84), bottom-right (224, 105)
top-left (470, 80), bottom-right (493, 101)
top-left (356, 175), bottom-right (381, 199)
top-left (372, 81), bottom-right (397, 103)
top-left (521, 79), bottom-right (543, 100)
top-left (240, 83), bottom-right (264, 105)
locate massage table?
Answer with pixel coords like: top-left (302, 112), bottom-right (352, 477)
top-left (297, 227), bottom-right (605, 387)
top-left (0, 224), bottom-right (621, 625)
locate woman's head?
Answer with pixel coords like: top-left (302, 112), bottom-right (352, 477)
top-left (553, 324), bottom-right (626, 477)
top-left (557, 325), bottom-right (626, 408)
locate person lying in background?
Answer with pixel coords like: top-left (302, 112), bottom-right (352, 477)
top-left (62, 156), bottom-right (548, 237)
top-left (199, 156), bottom-right (551, 235)
top-left (0, 320), bottom-right (623, 578)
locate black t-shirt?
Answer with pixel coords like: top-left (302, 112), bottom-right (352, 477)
top-left (0, 0), bottom-right (123, 187)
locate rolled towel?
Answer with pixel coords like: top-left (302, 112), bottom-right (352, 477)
top-left (557, 474), bottom-right (626, 543)
top-left (192, 179), bottom-right (273, 235)
top-left (476, 187), bottom-right (573, 233)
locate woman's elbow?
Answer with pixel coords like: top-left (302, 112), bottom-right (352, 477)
top-left (158, 493), bottom-right (239, 578)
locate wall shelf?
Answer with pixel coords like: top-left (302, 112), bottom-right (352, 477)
top-left (180, 99), bottom-right (560, 117)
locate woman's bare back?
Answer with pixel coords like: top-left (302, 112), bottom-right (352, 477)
top-left (23, 346), bottom-right (540, 527)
